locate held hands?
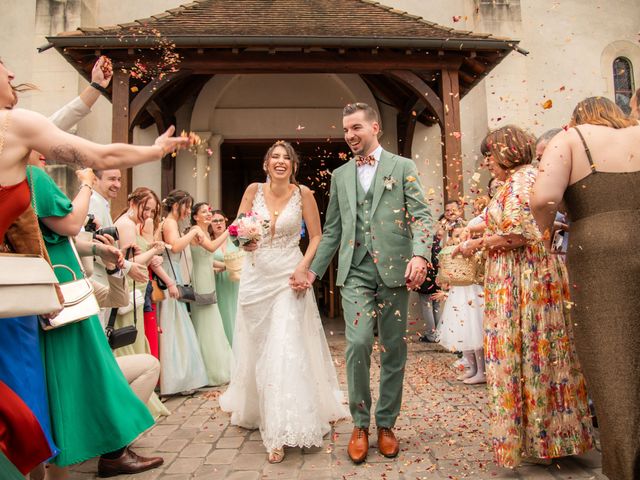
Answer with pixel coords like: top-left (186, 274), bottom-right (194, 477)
top-left (404, 256), bottom-right (429, 290)
top-left (289, 267), bottom-right (312, 297)
top-left (153, 126), bottom-right (193, 158)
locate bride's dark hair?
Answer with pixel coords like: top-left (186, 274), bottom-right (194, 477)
top-left (263, 140), bottom-right (300, 186)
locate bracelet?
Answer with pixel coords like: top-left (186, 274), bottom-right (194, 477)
top-left (90, 81), bottom-right (109, 95)
top-left (91, 243), bottom-right (98, 256)
top-left (80, 183), bottom-right (92, 192)
top-left (105, 266), bottom-right (120, 275)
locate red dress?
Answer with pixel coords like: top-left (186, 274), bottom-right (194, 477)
top-left (0, 179), bottom-right (53, 473)
top-left (0, 179), bottom-right (31, 239)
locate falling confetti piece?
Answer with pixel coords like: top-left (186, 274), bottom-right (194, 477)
top-left (541, 99), bottom-right (553, 109)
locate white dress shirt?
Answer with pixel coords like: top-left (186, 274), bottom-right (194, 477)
top-left (48, 96), bottom-right (91, 132)
top-left (357, 145), bottom-right (383, 192)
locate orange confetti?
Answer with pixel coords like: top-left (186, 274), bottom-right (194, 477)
top-left (541, 99), bottom-right (553, 110)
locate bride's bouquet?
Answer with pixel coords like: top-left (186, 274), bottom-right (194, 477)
top-left (228, 212), bottom-right (269, 247)
top-left (228, 212), bottom-right (269, 266)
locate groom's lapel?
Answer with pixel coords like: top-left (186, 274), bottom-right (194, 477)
top-left (371, 150), bottom-right (397, 215)
top-left (343, 160), bottom-right (357, 218)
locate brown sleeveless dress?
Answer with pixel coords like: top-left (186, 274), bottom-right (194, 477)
top-left (564, 128), bottom-right (640, 480)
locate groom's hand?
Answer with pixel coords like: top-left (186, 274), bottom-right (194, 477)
top-left (405, 256), bottom-right (429, 290)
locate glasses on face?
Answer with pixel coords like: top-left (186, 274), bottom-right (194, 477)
top-left (211, 219), bottom-right (225, 224)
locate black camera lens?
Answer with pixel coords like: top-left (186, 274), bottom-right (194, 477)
top-left (84, 214), bottom-right (97, 233)
top-left (94, 226), bottom-right (119, 242)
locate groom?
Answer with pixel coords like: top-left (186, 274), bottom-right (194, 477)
top-left (309, 103), bottom-right (433, 463)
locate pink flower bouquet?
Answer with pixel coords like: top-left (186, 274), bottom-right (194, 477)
top-left (228, 212), bottom-right (269, 247)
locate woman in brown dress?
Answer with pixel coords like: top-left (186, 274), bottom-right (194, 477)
top-left (532, 97), bottom-right (640, 480)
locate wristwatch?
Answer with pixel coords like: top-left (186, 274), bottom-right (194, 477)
top-left (90, 81), bottom-right (109, 95)
top-left (105, 266), bottom-right (120, 275)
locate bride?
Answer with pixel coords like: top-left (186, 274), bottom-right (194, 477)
top-left (219, 141), bottom-right (348, 463)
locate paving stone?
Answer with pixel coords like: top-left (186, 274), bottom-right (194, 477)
top-left (240, 440), bottom-right (267, 454)
top-left (231, 453), bottom-right (266, 470)
top-left (225, 472), bottom-right (260, 480)
top-left (193, 429), bottom-right (223, 444)
top-left (150, 424), bottom-right (180, 436)
top-left (224, 425), bottom-right (250, 437)
top-left (193, 463), bottom-right (230, 479)
top-left (179, 443), bottom-right (212, 458)
top-left (133, 435), bottom-right (168, 449)
top-left (204, 448), bottom-right (238, 465)
top-left (164, 457), bottom-right (204, 474)
top-left (216, 436), bottom-right (245, 448)
top-left (181, 414), bottom-right (210, 429)
top-left (156, 438), bottom-right (189, 453)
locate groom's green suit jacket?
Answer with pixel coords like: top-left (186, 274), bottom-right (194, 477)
top-left (311, 150), bottom-right (433, 288)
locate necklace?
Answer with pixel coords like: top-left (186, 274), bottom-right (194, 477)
top-left (268, 182), bottom-right (288, 218)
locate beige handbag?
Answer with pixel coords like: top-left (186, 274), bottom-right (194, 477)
top-left (0, 253), bottom-right (62, 318)
top-left (39, 239), bottom-right (101, 330)
top-left (224, 250), bottom-right (245, 282)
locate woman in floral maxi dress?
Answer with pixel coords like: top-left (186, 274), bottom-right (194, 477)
top-left (457, 126), bottom-right (593, 468)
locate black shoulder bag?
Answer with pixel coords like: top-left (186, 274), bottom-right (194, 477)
top-left (164, 245), bottom-right (216, 305)
top-left (105, 248), bottom-right (138, 349)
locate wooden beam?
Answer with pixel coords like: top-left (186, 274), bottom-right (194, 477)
top-left (386, 70), bottom-right (444, 126)
top-left (110, 69), bottom-right (132, 216)
top-left (128, 69), bottom-right (193, 129)
top-left (100, 50), bottom-right (465, 74)
top-left (145, 101), bottom-right (176, 200)
top-left (440, 69), bottom-right (463, 202)
top-left (396, 99), bottom-right (426, 158)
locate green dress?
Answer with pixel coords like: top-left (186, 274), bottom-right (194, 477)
top-left (0, 451), bottom-right (24, 480)
top-left (113, 234), bottom-right (169, 418)
top-left (213, 237), bottom-right (240, 345)
top-left (28, 166), bottom-right (154, 466)
top-left (190, 244), bottom-right (232, 385)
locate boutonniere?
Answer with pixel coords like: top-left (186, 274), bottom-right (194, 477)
top-left (383, 175), bottom-right (397, 191)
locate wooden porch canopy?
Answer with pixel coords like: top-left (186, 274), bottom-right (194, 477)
top-left (46, 0), bottom-right (521, 209)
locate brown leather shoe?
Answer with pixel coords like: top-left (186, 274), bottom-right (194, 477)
top-left (377, 427), bottom-right (399, 458)
top-left (347, 427), bottom-right (369, 464)
top-left (97, 448), bottom-right (164, 478)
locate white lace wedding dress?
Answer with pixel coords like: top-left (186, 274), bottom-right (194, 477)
top-left (219, 184), bottom-right (348, 452)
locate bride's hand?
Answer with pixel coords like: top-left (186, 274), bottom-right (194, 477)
top-left (289, 267), bottom-right (310, 296)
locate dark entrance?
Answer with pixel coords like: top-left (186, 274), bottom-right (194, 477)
top-left (220, 139), bottom-right (349, 318)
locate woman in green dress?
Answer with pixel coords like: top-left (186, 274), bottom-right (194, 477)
top-left (189, 203), bottom-right (232, 385)
top-left (113, 187), bottom-right (171, 418)
top-left (27, 165), bottom-right (155, 472)
top-left (211, 210), bottom-right (240, 345)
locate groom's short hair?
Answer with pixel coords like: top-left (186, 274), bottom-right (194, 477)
top-left (343, 103), bottom-right (380, 124)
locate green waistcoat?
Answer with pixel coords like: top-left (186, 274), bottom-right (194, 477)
top-left (352, 178), bottom-right (375, 266)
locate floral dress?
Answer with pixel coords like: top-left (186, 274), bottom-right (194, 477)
top-left (483, 165), bottom-right (593, 468)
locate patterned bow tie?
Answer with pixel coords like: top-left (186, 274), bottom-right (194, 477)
top-left (356, 155), bottom-right (376, 167)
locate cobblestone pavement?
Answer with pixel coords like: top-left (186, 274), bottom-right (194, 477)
top-left (69, 330), bottom-right (604, 480)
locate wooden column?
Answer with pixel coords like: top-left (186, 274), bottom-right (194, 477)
top-left (440, 69), bottom-right (463, 202)
top-left (111, 69), bottom-right (131, 216)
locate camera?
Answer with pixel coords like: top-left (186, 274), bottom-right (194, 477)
top-left (84, 214), bottom-right (119, 241)
top-left (95, 226), bottom-right (119, 242)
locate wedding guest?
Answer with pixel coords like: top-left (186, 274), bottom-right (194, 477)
top-left (141, 216), bottom-right (160, 359)
top-left (189, 202), bottom-right (232, 385)
top-left (457, 126), bottom-right (593, 468)
top-left (532, 97), bottom-right (640, 480)
top-left (113, 187), bottom-right (171, 418)
top-left (211, 209), bottom-right (241, 345)
top-left (434, 224), bottom-right (485, 384)
top-left (26, 164), bottom-right (162, 478)
top-left (630, 87), bottom-right (639, 120)
top-left (158, 190), bottom-right (208, 395)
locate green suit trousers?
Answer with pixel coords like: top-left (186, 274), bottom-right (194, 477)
top-left (341, 253), bottom-right (409, 429)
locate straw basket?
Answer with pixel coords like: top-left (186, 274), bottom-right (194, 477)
top-left (224, 250), bottom-right (245, 282)
top-left (437, 246), bottom-right (480, 285)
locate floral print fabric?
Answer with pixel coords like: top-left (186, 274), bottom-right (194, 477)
top-left (483, 165), bottom-right (593, 468)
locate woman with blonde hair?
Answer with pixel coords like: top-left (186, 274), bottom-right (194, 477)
top-left (532, 97), bottom-right (640, 480)
top-left (457, 125), bottom-right (593, 468)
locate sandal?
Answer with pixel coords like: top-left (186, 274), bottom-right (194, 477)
top-left (268, 447), bottom-right (285, 464)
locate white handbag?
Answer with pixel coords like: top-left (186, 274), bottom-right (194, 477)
top-left (39, 239), bottom-right (101, 330)
top-left (0, 253), bottom-right (62, 318)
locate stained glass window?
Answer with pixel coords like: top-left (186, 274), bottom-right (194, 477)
top-left (613, 57), bottom-right (634, 115)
